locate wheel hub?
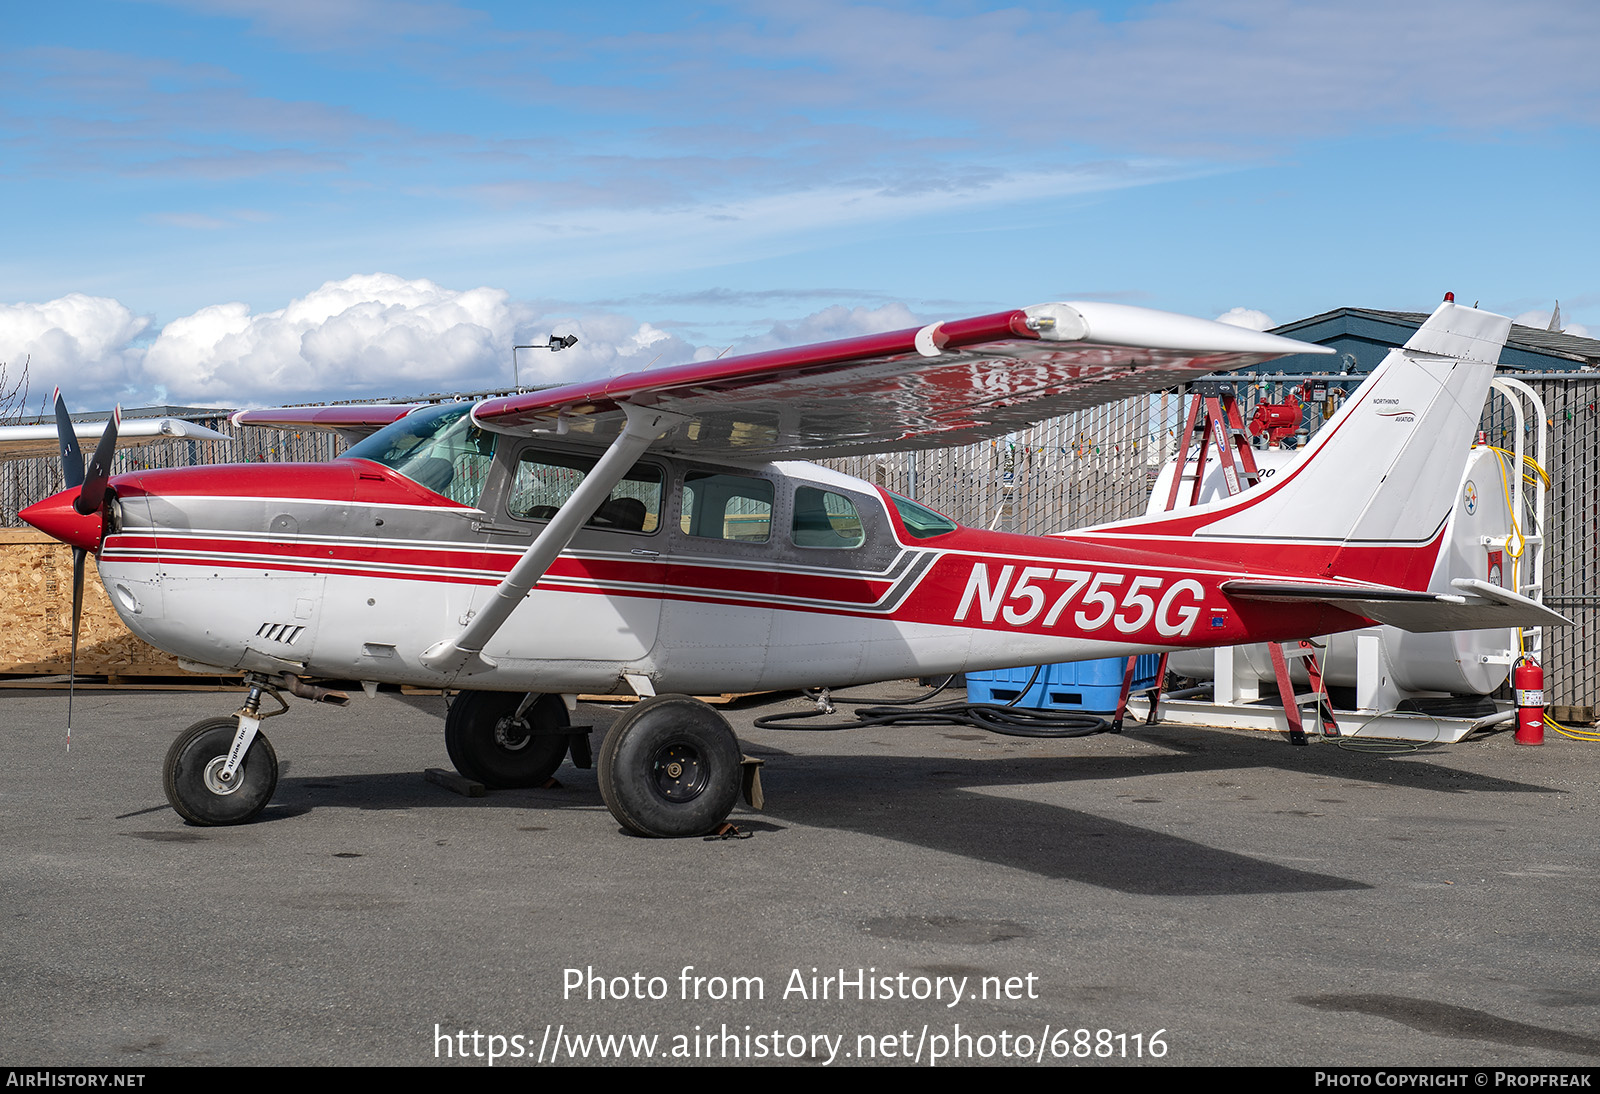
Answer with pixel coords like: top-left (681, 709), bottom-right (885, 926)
top-left (202, 756), bottom-right (245, 796)
top-left (651, 741), bottom-right (708, 802)
top-left (494, 716), bottom-right (532, 752)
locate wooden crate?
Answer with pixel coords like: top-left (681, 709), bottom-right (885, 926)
top-left (0, 529), bottom-right (195, 677)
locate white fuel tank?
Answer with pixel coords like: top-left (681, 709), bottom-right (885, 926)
top-left (1157, 444), bottom-right (1519, 698)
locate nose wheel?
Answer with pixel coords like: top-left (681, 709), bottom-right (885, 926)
top-left (598, 694), bottom-right (741, 837)
top-left (163, 717), bottom-right (279, 826)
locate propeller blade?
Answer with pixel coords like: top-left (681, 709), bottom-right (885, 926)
top-left (68, 545), bottom-right (85, 748)
top-left (53, 388), bottom-right (85, 490)
top-left (75, 406), bottom-right (121, 516)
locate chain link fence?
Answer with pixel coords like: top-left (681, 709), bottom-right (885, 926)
top-left (4, 374), bottom-right (1595, 704)
top-left (1519, 378), bottom-right (1600, 707)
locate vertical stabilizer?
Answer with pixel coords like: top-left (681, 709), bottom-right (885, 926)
top-left (1097, 301), bottom-right (1512, 590)
top-left (1195, 301), bottom-right (1509, 550)
top-left (1401, 302), bottom-right (1514, 363)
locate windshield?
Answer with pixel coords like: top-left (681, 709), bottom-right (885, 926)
top-left (343, 403), bottom-right (496, 506)
top-left (887, 493), bottom-right (958, 539)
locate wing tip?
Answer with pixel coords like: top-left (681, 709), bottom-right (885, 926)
top-left (1027, 300), bottom-right (1332, 357)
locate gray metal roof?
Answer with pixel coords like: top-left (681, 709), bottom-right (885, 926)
top-left (1276, 307), bottom-right (1600, 369)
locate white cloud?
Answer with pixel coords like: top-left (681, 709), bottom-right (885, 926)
top-left (137, 284), bottom-right (923, 400)
top-left (1215, 307), bottom-right (1274, 331)
top-left (442, 167), bottom-right (1194, 285)
top-left (133, 273), bottom-right (724, 401)
top-left (142, 273), bottom-right (522, 400)
top-left (146, 212), bottom-right (230, 231)
top-left (0, 293), bottom-right (150, 400)
top-left (637, 0), bottom-right (1600, 152)
top-left (510, 313), bottom-right (696, 386)
top-left (155, 0), bottom-right (481, 49)
top-left (0, 276), bottom-right (937, 407)
top-left (722, 303), bottom-right (920, 357)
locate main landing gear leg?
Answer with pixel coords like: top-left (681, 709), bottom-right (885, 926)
top-left (597, 694), bottom-right (744, 838)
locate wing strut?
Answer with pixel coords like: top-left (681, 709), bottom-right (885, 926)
top-left (419, 404), bottom-right (688, 678)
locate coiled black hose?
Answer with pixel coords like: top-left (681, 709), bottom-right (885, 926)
top-left (752, 669), bottom-right (1113, 738)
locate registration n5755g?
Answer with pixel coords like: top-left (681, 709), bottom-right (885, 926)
top-left (955, 563), bottom-right (1205, 636)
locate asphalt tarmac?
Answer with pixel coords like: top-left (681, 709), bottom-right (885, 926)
top-left (2, 683), bottom-right (1597, 1068)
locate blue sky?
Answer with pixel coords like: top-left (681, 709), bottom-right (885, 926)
top-left (2, 0), bottom-right (1596, 407)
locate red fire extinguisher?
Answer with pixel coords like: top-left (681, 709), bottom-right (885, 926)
top-left (1513, 657), bottom-right (1545, 746)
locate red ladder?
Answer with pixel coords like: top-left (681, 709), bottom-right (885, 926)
top-left (1113, 385), bottom-right (1339, 743)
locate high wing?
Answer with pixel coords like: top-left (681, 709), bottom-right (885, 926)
top-left (0, 417), bottom-right (232, 461)
top-left (467, 301), bottom-right (1331, 458)
top-left (231, 404), bottom-right (420, 446)
top-left (231, 302), bottom-right (1329, 459)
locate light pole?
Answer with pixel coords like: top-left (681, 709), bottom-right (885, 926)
top-left (512, 335), bottom-right (579, 392)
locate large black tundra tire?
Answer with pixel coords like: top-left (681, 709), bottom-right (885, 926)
top-left (445, 691), bottom-right (569, 789)
top-left (597, 694), bottom-right (741, 837)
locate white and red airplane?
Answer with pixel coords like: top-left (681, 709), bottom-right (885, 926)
top-left (17, 297), bottom-right (1563, 837)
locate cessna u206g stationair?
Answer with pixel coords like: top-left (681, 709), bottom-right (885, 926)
top-left (19, 298), bottom-right (1564, 837)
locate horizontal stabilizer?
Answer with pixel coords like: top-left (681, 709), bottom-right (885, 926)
top-left (1222, 578), bottom-right (1569, 633)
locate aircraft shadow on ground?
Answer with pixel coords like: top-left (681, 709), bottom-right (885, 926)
top-left (252, 754), bottom-right (1361, 896)
top-left (239, 755), bottom-right (1292, 896)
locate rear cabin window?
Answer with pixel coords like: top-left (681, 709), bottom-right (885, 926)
top-left (681, 472), bottom-right (773, 542)
top-left (791, 487), bottom-right (865, 549)
top-left (508, 450), bottom-right (663, 533)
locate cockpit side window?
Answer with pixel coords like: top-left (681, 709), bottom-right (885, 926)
top-left (343, 403), bottom-right (496, 507)
top-left (508, 449), bottom-right (663, 534)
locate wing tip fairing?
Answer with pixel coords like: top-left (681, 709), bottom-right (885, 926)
top-left (1027, 301), bottom-right (1335, 358)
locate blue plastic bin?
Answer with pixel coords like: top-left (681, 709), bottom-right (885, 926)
top-left (965, 655), bottom-right (1160, 713)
